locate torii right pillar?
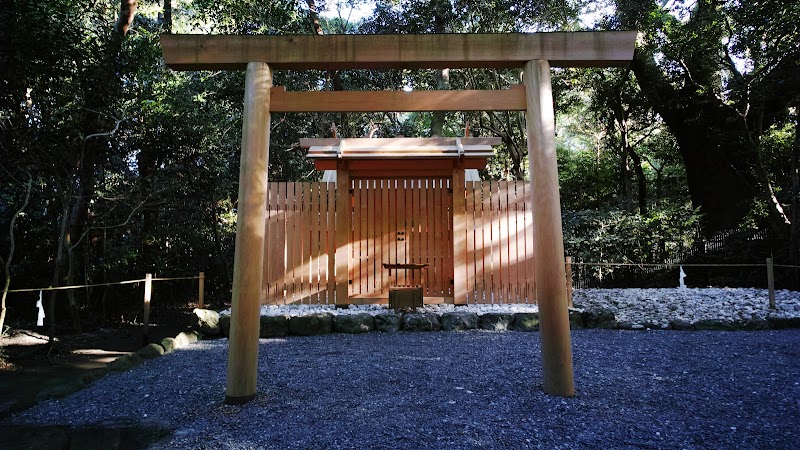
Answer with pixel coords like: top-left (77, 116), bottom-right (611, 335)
top-left (523, 60), bottom-right (575, 397)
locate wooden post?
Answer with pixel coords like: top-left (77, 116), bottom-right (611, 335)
top-left (198, 272), bottom-right (205, 309)
top-left (565, 256), bottom-right (573, 308)
top-left (335, 164), bottom-right (351, 305)
top-left (142, 273), bottom-right (152, 346)
top-left (226, 62), bottom-right (272, 405)
top-left (767, 257), bottom-right (775, 309)
top-left (523, 60), bottom-right (575, 397)
top-left (452, 164), bottom-right (467, 305)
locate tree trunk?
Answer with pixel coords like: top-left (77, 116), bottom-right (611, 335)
top-left (48, 201), bottom-right (70, 343)
top-left (0, 174), bottom-right (32, 334)
top-left (138, 144), bottom-right (157, 270)
top-left (66, 0), bottom-right (138, 327)
top-left (629, 48), bottom-right (757, 233)
top-left (431, 68), bottom-right (450, 137)
top-left (65, 240), bottom-right (83, 333)
top-left (627, 146), bottom-right (648, 214)
top-left (163, 0), bottom-right (171, 33)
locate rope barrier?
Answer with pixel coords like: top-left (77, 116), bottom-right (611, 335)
top-left (570, 262), bottom-right (800, 269)
top-left (5, 275), bottom-right (200, 294)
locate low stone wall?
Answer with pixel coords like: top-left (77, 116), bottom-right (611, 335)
top-left (195, 308), bottom-right (800, 339)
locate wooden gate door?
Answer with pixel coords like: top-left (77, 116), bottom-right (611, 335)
top-left (349, 178), bottom-right (453, 301)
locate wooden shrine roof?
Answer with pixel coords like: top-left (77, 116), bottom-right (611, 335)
top-left (300, 137), bottom-right (501, 175)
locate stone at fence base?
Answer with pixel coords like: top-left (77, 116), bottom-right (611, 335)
top-left (375, 313), bottom-right (403, 332)
top-left (80, 368), bottom-right (109, 385)
top-left (742, 318), bottom-right (770, 330)
top-left (289, 313), bottom-right (334, 336)
top-left (441, 311), bottom-right (479, 331)
top-left (481, 313), bottom-right (515, 331)
top-left (192, 308), bottom-right (221, 335)
top-left (334, 314), bottom-right (375, 334)
top-left (108, 354), bottom-right (144, 372)
top-left (260, 315), bottom-right (289, 337)
top-left (641, 321), bottom-right (662, 330)
top-left (174, 331), bottom-right (200, 349)
top-left (403, 313), bottom-right (441, 332)
top-left (160, 337), bottom-right (177, 354)
top-left (766, 316), bottom-right (800, 329)
top-left (693, 319), bottom-right (737, 331)
top-left (219, 314), bottom-right (231, 337)
top-left (513, 313), bottom-right (539, 331)
top-left (137, 343), bottom-right (165, 359)
top-left (670, 318), bottom-right (694, 331)
top-left (569, 309), bottom-right (585, 329)
top-left (583, 308), bottom-right (618, 329)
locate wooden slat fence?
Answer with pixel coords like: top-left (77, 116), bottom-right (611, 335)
top-left (263, 182), bottom-right (335, 305)
top-left (349, 178), bottom-right (453, 300)
top-left (263, 180), bottom-right (536, 305)
top-left (464, 180), bottom-right (535, 304)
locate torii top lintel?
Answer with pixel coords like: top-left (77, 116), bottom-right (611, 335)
top-left (160, 31), bottom-right (637, 71)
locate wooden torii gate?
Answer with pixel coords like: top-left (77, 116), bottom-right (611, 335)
top-left (161, 31), bottom-right (636, 404)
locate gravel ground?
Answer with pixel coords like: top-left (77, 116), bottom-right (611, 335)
top-left (5, 329), bottom-right (800, 449)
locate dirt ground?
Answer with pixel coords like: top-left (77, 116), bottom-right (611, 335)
top-left (0, 322), bottom-right (190, 419)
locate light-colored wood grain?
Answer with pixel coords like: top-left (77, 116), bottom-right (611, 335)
top-left (499, 180), bottom-right (510, 303)
top-left (360, 180), bottom-right (369, 295)
top-left (433, 180), bottom-right (443, 294)
top-left (491, 181), bottom-right (501, 303)
top-left (301, 137), bottom-right (502, 148)
top-left (263, 180), bottom-right (545, 305)
top-left (161, 32), bottom-right (638, 71)
top-left (310, 184), bottom-right (320, 303)
top-left (522, 181), bottom-right (536, 303)
top-left (465, 182), bottom-right (476, 303)
top-left (388, 179), bottom-right (397, 287)
top-left (271, 86), bottom-right (526, 112)
top-left (480, 181), bottom-right (492, 303)
top-left (419, 180), bottom-right (429, 296)
top-left (402, 181), bottom-right (411, 286)
top-left (302, 183), bottom-right (311, 301)
top-left (444, 179), bottom-right (454, 297)
top-left (453, 167), bottom-right (467, 305)
top-left (287, 183), bottom-right (299, 301)
top-left (277, 183), bottom-right (288, 303)
top-left (524, 59), bottom-right (574, 397)
top-left (326, 182), bottom-right (336, 304)
top-left (262, 183), bottom-right (274, 303)
top-left (510, 182), bottom-right (519, 302)
top-left (226, 62), bottom-right (271, 405)
top-left (335, 169), bottom-right (350, 305)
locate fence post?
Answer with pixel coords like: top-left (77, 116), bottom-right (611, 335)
top-left (565, 256), bottom-right (573, 307)
top-left (198, 272), bottom-right (205, 309)
top-left (767, 257), bottom-right (775, 309)
top-left (142, 273), bottom-right (152, 345)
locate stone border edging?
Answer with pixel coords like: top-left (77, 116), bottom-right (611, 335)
top-left (192, 307), bottom-right (800, 339)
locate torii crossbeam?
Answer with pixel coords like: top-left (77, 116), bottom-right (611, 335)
top-left (160, 31), bottom-right (636, 405)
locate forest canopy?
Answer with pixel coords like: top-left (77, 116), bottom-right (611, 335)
top-left (1, 0), bottom-right (797, 330)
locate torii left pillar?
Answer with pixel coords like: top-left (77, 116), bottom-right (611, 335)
top-left (226, 62), bottom-right (272, 404)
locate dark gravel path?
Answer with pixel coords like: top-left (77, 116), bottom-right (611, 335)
top-left (6, 330), bottom-right (800, 449)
